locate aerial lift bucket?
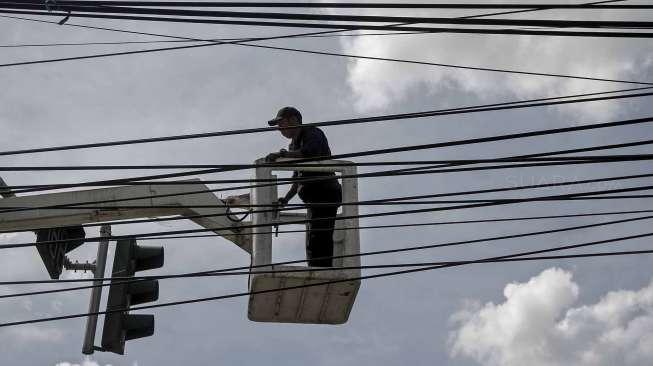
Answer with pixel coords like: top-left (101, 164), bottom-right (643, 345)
top-left (247, 159), bottom-right (361, 324)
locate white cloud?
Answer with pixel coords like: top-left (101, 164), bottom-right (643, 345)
top-left (448, 267), bottom-right (653, 366)
top-left (339, 3), bottom-right (652, 119)
top-left (55, 358), bottom-right (113, 366)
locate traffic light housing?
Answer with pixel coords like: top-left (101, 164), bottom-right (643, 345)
top-left (101, 238), bottom-right (164, 355)
top-left (35, 226), bottom-right (86, 279)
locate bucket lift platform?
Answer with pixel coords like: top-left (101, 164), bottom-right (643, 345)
top-left (247, 159), bottom-right (361, 324)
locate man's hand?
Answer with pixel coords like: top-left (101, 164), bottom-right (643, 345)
top-left (276, 197), bottom-right (288, 208)
top-left (265, 149), bottom-right (287, 162)
top-left (273, 197), bottom-right (288, 220)
top-left (265, 152), bottom-right (280, 162)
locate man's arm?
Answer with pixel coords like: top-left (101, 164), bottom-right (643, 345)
top-left (266, 128), bottom-right (329, 161)
top-left (264, 151), bottom-right (302, 205)
top-left (282, 150), bottom-right (304, 158)
top-left (279, 171), bottom-right (299, 206)
top-left (265, 148), bottom-right (303, 162)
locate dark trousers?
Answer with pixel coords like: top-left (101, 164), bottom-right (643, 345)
top-left (306, 204), bottom-right (339, 267)
top-left (300, 181), bottom-right (342, 267)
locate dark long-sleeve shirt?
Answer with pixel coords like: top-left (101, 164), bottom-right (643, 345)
top-left (289, 126), bottom-right (341, 203)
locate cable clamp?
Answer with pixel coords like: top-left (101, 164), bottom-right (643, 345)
top-left (43, 0), bottom-right (71, 25)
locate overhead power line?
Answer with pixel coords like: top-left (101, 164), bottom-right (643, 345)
top-left (215, 43), bottom-right (653, 86)
top-left (3, 2), bottom-right (652, 29)
top-left (3, 171), bottom-right (650, 235)
top-left (3, 0), bottom-right (635, 84)
top-left (3, 194), bottom-right (651, 212)
top-left (5, 112), bottom-right (653, 202)
top-left (1, 8), bottom-right (652, 38)
top-left (6, 206), bottom-right (653, 240)
top-left (0, 2), bottom-right (629, 49)
top-left (11, 131), bottom-right (653, 204)
top-left (5, 182), bottom-right (653, 250)
top-left (0, 32), bottom-right (426, 48)
top-left (6, 210), bottom-right (652, 287)
top-left (12, 1), bottom-right (645, 10)
top-left (3, 121), bottom-right (652, 224)
top-left (0, 14), bottom-right (352, 68)
top-left (0, 89), bottom-right (650, 159)
top-left (1, 154), bottom-right (651, 171)
top-left (11, 157), bottom-right (651, 195)
top-left (0, 4), bottom-right (647, 78)
top-left (132, 209), bottom-right (653, 242)
top-left (2, 156), bottom-right (651, 198)
top-left (10, 158), bottom-right (647, 204)
top-left (3, 20), bottom-right (651, 86)
top-left (4, 248), bottom-right (653, 300)
top-left (1, 228), bottom-right (651, 328)
top-left (0, 0), bottom-right (573, 50)
top-left (18, 24), bottom-right (587, 48)
top-left (6, 0), bottom-right (585, 47)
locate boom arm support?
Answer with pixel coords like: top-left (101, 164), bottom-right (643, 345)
top-left (0, 179), bottom-right (251, 253)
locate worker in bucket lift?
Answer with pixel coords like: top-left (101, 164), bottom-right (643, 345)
top-left (265, 106), bottom-right (342, 267)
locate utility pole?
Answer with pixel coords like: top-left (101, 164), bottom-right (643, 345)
top-left (82, 225), bottom-right (111, 355)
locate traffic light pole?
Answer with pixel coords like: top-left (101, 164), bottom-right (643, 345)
top-left (82, 225), bottom-right (111, 355)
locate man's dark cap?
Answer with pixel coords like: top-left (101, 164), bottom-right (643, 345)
top-left (268, 106), bottom-right (302, 126)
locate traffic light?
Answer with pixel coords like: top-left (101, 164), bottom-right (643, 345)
top-left (101, 238), bottom-right (164, 355)
top-left (35, 226), bottom-right (86, 279)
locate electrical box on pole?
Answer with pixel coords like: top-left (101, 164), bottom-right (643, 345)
top-left (101, 238), bottom-right (164, 355)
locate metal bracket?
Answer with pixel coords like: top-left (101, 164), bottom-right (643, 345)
top-left (63, 256), bottom-right (96, 273)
